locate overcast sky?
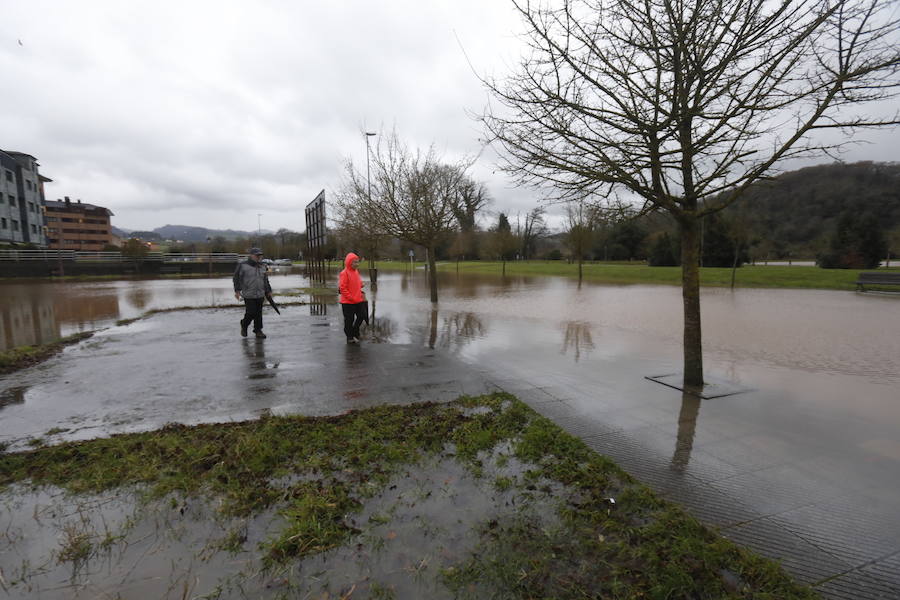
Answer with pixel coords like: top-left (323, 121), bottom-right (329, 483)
top-left (2, 1), bottom-right (898, 234)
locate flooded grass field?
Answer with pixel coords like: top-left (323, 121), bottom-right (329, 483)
top-left (0, 394), bottom-right (815, 599)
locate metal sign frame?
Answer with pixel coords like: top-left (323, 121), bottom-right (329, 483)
top-left (305, 190), bottom-right (327, 283)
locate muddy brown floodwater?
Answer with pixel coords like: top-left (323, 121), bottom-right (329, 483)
top-left (1, 268), bottom-right (899, 598)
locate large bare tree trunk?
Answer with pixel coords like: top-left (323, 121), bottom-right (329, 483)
top-left (427, 244), bottom-right (438, 303)
top-left (680, 218), bottom-right (703, 387)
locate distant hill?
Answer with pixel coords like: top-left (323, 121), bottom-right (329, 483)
top-left (720, 161), bottom-right (900, 253)
top-left (129, 230), bottom-right (163, 241)
top-left (152, 225), bottom-right (270, 242)
top-left (110, 224), bottom-right (277, 243)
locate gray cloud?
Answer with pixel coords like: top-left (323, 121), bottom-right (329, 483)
top-left (2, 1), bottom-right (897, 234)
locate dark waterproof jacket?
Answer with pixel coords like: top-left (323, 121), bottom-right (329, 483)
top-left (233, 259), bottom-right (272, 299)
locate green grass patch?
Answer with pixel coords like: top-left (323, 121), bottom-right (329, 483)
top-left (280, 285), bottom-right (336, 296)
top-left (0, 394), bottom-right (817, 598)
top-left (0, 331), bottom-right (93, 375)
top-left (374, 259), bottom-right (891, 291)
top-left (113, 301), bottom-right (309, 327)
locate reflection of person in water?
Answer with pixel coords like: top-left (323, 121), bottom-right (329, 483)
top-left (242, 337), bottom-right (279, 381)
top-left (338, 252), bottom-right (368, 344)
top-left (242, 337), bottom-right (266, 369)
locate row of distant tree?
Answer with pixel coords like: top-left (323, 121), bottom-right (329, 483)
top-left (114, 166), bottom-right (898, 273)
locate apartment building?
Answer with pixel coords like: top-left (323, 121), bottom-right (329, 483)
top-left (0, 150), bottom-right (49, 247)
top-left (44, 197), bottom-right (115, 251)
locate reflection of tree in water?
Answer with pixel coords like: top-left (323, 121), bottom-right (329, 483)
top-left (54, 293), bottom-right (119, 326)
top-left (428, 308), bottom-right (438, 349)
top-left (561, 321), bottom-right (595, 362)
top-left (439, 312), bottom-right (486, 349)
top-left (1, 298), bottom-right (60, 351)
top-left (367, 315), bottom-right (397, 343)
top-left (670, 392), bottom-right (701, 472)
top-left (125, 286), bottom-right (152, 310)
top-left (309, 294), bottom-right (329, 316)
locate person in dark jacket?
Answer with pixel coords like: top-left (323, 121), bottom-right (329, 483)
top-left (233, 248), bottom-right (272, 339)
top-left (338, 252), bottom-right (368, 343)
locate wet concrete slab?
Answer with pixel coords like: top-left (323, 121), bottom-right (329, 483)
top-left (468, 349), bottom-right (900, 599)
top-left (0, 307), bottom-right (495, 449)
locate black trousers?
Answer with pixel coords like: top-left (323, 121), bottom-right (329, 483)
top-left (242, 297), bottom-right (264, 332)
top-left (342, 302), bottom-right (367, 340)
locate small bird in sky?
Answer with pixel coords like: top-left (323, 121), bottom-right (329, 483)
top-left (18, 39), bottom-right (23, 46)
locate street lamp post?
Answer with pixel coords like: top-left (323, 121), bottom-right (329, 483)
top-left (365, 132), bottom-right (377, 283)
top-left (365, 132), bottom-right (376, 203)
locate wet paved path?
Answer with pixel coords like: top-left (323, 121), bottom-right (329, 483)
top-left (1, 294), bottom-right (898, 599)
top-left (0, 307), bottom-right (493, 446)
top-left (478, 352), bottom-right (900, 600)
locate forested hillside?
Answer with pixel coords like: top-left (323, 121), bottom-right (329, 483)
top-left (723, 161), bottom-right (900, 256)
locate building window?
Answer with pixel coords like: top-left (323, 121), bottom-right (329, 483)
top-left (1, 218), bottom-right (6, 229)
top-left (7, 194), bottom-right (15, 206)
top-left (12, 220), bottom-right (19, 231)
top-left (31, 224), bottom-right (37, 234)
top-left (29, 202), bottom-right (36, 213)
top-left (26, 181), bottom-right (32, 191)
top-left (4, 171), bottom-right (12, 182)
top-left (47, 216), bottom-right (58, 222)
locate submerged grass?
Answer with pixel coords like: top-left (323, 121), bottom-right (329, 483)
top-left (0, 331), bottom-right (93, 374)
top-left (0, 393), bottom-right (817, 598)
top-left (375, 259), bottom-right (892, 291)
top-left (114, 301), bottom-right (309, 327)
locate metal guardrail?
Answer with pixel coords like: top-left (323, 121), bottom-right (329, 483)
top-left (0, 249), bottom-right (77, 261)
top-left (0, 250), bottom-right (242, 263)
top-left (158, 253), bottom-right (242, 263)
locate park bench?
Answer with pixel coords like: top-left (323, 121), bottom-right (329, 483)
top-left (855, 271), bottom-right (900, 292)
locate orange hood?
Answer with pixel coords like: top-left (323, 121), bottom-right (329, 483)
top-left (344, 252), bottom-right (360, 270)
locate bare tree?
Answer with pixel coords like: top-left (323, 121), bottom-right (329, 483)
top-left (483, 213), bottom-right (521, 275)
top-left (449, 176), bottom-right (491, 264)
top-left (565, 199), bottom-right (596, 281)
top-left (339, 130), bottom-right (470, 302)
top-left (452, 177), bottom-right (491, 233)
top-left (483, 0), bottom-right (900, 386)
top-left (519, 206), bottom-right (548, 259)
top-left (333, 192), bottom-right (390, 276)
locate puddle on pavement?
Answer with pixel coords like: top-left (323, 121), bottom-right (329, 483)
top-left (0, 445), bottom-right (560, 599)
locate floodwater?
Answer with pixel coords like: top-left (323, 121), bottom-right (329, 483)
top-left (2, 267), bottom-right (899, 597)
top-left (0, 271), bottom-right (298, 350)
top-left (0, 444), bottom-right (555, 599)
top-left (1, 268), bottom-right (897, 411)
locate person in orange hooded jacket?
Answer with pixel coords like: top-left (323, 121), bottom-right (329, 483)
top-left (339, 252), bottom-right (368, 343)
